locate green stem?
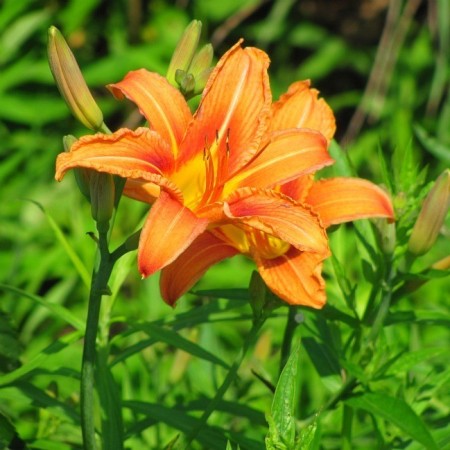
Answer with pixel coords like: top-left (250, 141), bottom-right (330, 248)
top-left (184, 318), bottom-right (265, 448)
top-left (80, 230), bottom-right (114, 450)
top-left (279, 306), bottom-right (299, 375)
top-left (341, 404), bottom-right (354, 450)
top-left (364, 262), bottom-right (395, 346)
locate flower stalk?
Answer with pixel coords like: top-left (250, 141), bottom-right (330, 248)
top-left (81, 229), bottom-right (113, 450)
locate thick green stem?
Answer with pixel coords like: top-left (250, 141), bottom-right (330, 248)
top-left (80, 230), bottom-right (113, 450)
top-left (279, 306), bottom-right (299, 375)
top-left (184, 318), bottom-right (265, 448)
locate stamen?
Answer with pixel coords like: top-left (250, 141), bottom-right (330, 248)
top-left (203, 136), bottom-right (210, 161)
top-left (198, 129), bottom-right (231, 208)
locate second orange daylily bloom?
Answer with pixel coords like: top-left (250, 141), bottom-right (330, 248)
top-left (56, 41), bottom-right (394, 308)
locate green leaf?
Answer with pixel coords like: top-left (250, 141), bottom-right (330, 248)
top-left (0, 311), bottom-right (21, 373)
top-left (138, 323), bottom-right (230, 369)
top-left (302, 337), bottom-right (340, 378)
top-left (384, 347), bottom-right (448, 376)
top-left (266, 342), bottom-right (301, 449)
top-left (298, 421), bottom-right (317, 450)
top-left (0, 284), bottom-right (84, 331)
top-left (14, 380), bottom-right (80, 423)
top-left (0, 330), bottom-right (82, 386)
top-left (0, 411), bottom-right (16, 448)
top-left (28, 439), bottom-right (73, 450)
top-left (96, 349), bottom-right (124, 450)
top-left (414, 124), bottom-right (450, 163)
top-left (192, 288), bottom-right (250, 301)
top-left (27, 200), bottom-right (91, 288)
top-left (123, 401), bottom-right (228, 450)
top-left (0, 93), bottom-right (70, 125)
top-left (328, 140), bottom-right (355, 177)
top-left (345, 392), bottom-right (439, 449)
top-left (0, 9), bottom-right (50, 64)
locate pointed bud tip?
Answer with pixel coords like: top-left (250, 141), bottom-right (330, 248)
top-left (408, 169), bottom-right (450, 256)
top-left (47, 25), bottom-right (104, 131)
top-left (166, 19), bottom-right (203, 87)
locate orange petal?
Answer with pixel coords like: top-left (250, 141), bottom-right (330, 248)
top-left (108, 70), bottom-right (192, 157)
top-left (230, 129), bottom-right (333, 190)
top-left (138, 192), bottom-right (209, 277)
top-left (223, 188), bottom-right (329, 255)
top-left (123, 180), bottom-right (160, 204)
top-left (280, 174), bottom-right (315, 202)
top-left (55, 127), bottom-right (181, 200)
top-left (160, 231), bottom-right (239, 305)
top-left (255, 247), bottom-right (327, 308)
top-left (271, 80), bottom-right (336, 142)
top-left (306, 178), bottom-right (395, 227)
top-left (178, 43), bottom-right (272, 175)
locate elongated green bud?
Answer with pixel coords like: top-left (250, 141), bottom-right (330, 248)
top-left (90, 172), bottom-right (115, 232)
top-left (189, 44), bottom-right (213, 97)
top-left (166, 21), bottom-right (214, 99)
top-left (166, 20), bottom-right (202, 87)
top-left (408, 169), bottom-right (450, 256)
top-left (48, 26), bottom-right (104, 131)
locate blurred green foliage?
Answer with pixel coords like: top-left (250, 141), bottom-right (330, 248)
top-left (0, 0), bottom-right (449, 449)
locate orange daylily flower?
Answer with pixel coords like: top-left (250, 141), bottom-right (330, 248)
top-left (56, 45), bottom-right (331, 268)
top-left (159, 81), bottom-right (395, 308)
top-left (55, 42), bottom-right (394, 308)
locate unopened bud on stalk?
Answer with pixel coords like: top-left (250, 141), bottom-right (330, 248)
top-left (166, 20), bottom-right (202, 86)
top-left (90, 172), bottom-right (115, 232)
top-left (189, 44), bottom-right (213, 96)
top-left (431, 255), bottom-right (450, 271)
top-left (63, 135), bottom-right (92, 200)
top-left (48, 26), bottom-right (104, 131)
top-left (374, 219), bottom-right (396, 255)
top-left (166, 21), bottom-right (213, 99)
top-left (408, 169), bottom-right (450, 256)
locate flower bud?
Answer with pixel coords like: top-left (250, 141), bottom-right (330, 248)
top-left (175, 70), bottom-right (196, 98)
top-left (189, 44), bottom-right (213, 96)
top-left (63, 135), bottom-right (92, 200)
top-left (166, 21), bottom-right (214, 99)
top-left (90, 172), bottom-right (115, 232)
top-left (431, 255), bottom-right (450, 271)
top-left (48, 26), bottom-right (104, 131)
top-left (166, 20), bottom-right (202, 87)
top-left (373, 218), bottom-right (396, 255)
top-left (408, 169), bottom-right (450, 256)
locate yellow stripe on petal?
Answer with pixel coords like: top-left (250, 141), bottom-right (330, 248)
top-left (160, 231), bottom-right (239, 305)
top-left (108, 70), bottom-right (192, 157)
top-left (230, 129), bottom-right (333, 191)
top-left (306, 178), bottom-right (395, 227)
top-left (138, 192), bottom-right (208, 277)
top-left (55, 127), bottom-right (182, 201)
